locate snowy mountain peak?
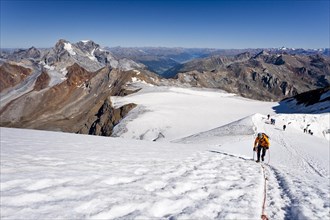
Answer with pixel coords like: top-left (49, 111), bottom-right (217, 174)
top-left (39, 39), bottom-right (145, 72)
top-left (54, 39), bottom-right (69, 49)
top-left (54, 39), bottom-right (73, 54)
top-left (76, 40), bottom-right (100, 53)
top-left (80, 40), bottom-right (92, 44)
top-left (56, 39), bottom-right (69, 44)
top-left (63, 42), bottom-right (76, 56)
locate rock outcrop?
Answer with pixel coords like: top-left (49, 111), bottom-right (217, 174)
top-left (0, 63), bottom-right (32, 92)
top-left (273, 86), bottom-right (330, 113)
top-left (291, 86), bottom-right (330, 106)
top-left (33, 71), bottom-right (50, 91)
top-left (80, 98), bottom-right (137, 136)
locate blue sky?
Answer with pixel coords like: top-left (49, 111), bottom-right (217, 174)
top-left (1, 0), bottom-right (329, 48)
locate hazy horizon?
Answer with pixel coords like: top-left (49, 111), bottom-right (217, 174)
top-left (1, 42), bottom-right (329, 50)
top-left (1, 0), bottom-right (329, 49)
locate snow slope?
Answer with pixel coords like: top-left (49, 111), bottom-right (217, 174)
top-left (1, 127), bottom-right (264, 219)
top-left (111, 85), bottom-right (275, 141)
top-left (1, 85), bottom-right (329, 219)
top-left (177, 113), bottom-right (330, 219)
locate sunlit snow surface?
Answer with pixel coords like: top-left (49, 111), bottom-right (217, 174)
top-left (111, 86), bottom-right (275, 141)
top-left (1, 128), bottom-right (263, 219)
top-left (64, 42), bottom-right (77, 55)
top-left (1, 85), bottom-right (329, 219)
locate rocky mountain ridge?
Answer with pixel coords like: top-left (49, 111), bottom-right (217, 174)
top-left (169, 51), bottom-right (330, 101)
top-left (0, 40), bottom-right (160, 136)
top-left (0, 39), bottom-right (148, 104)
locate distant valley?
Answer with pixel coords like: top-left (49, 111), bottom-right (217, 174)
top-left (108, 46), bottom-right (329, 76)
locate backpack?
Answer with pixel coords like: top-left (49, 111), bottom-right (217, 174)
top-left (261, 133), bottom-right (270, 147)
top-left (262, 133), bottom-right (270, 139)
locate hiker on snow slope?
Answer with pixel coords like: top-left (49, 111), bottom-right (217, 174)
top-left (254, 132), bottom-right (270, 163)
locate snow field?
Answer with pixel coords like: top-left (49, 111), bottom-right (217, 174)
top-left (267, 113), bottom-right (330, 140)
top-left (177, 113), bottom-right (330, 219)
top-left (1, 85), bottom-right (329, 219)
top-left (111, 86), bottom-right (275, 141)
top-left (1, 128), bottom-right (264, 219)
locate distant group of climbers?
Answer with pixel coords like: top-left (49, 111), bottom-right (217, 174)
top-left (267, 114), bottom-right (287, 131)
top-left (267, 114), bottom-right (317, 136)
top-left (303, 124), bottom-right (313, 135)
top-left (304, 128), bottom-right (313, 135)
top-left (267, 114), bottom-right (276, 125)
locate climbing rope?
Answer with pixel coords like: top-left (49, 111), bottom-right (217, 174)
top-left (260, 164), bottom-right (269, 220)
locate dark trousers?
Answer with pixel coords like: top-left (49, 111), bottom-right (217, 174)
top-left (257, 145), bottom-right (267, 161)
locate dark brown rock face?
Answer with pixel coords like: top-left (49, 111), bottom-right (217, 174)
top-left (83, 98), bottom-right (136, 136)
top-left (0, 63), bottom-right (32, 92)
top-left (0, 63), bottom-right (159, 136)
top-left (34, 71), bottom-right (50, 91)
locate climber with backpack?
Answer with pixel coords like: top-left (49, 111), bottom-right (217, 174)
top-left (253, 132), bottom-right (270, 163)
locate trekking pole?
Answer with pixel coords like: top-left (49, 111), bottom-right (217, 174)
top-left (253, 147), bottom-right (255, 161)
top-left (267, 149), bottom-right (270, 164)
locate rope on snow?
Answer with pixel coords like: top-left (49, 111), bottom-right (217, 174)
top-left (260, 163), bottom-right (269, 220)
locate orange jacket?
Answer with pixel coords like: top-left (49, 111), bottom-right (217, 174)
top-left (254, 134), bottom-right (270, 148)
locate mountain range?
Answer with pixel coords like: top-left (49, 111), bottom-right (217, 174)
top-left (169, 51), bottom-right (330, 101)
top-left (0, 39), bottom-right (160, 135)
top-left (108, 46), bottom-right (329, 76)
top-left (0, 39), bottom-right (329, 136)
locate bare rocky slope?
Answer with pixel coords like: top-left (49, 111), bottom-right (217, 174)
top-left (0, 63), bottom-right (159, 135)
top-left (0, 63), bottom-right (33, 92)
top-left (168, 51), bottom-right (330, 101)
top-left (0, 40), bottom-right (160, 136)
